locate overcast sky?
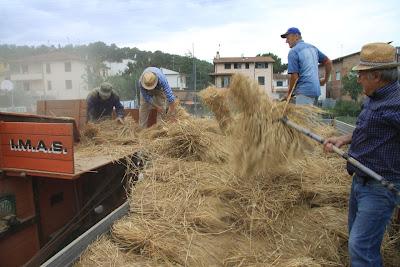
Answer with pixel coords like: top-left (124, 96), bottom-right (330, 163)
top-left (1, 0), bottom-right (399, 63)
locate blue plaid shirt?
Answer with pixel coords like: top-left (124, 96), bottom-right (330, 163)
top-left (140, 67), bottom-right (176, 104)
top-left (348, 81), bottom-right (400, 182)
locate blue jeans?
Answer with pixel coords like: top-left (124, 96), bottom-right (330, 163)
top-left (293, 94), bottom-right (318, 105)
top-left (348, 175), bottom-right (400, 267)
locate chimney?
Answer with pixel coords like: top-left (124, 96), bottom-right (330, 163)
top-left (215, 51), bottom-right (220, 59)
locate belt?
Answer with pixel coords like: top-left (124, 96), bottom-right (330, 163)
top-left (353, 174), bottom-right (375, 186)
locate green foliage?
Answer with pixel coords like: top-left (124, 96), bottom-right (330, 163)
top-left (332, 100), bottom-right (362, 117)
top-left (342, 71), bottom-right (362, 102)
top-left (0, 43), bottom-right (214, 92)
top-left (257, 52), bottom-right (287, 73)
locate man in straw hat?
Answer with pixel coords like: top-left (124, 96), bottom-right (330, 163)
top-left (324, 42), bottom-right (400, 266)
top-left (281, 27), bottom-right (332, 105)
top-left (87, 82), bottom-right (125, 123)
top-left (139, 67), bottom-right (177, 128)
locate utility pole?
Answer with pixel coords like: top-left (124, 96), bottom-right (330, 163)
top-left (193, 43), bottom-right (197, 115)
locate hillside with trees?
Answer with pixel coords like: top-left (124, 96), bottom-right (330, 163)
top-left (0, 42), bottom-right (214, 99)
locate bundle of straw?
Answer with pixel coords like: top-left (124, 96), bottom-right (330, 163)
top-left (228, 74), bottom-right (315, 177)
top-left (198, 86), bottom-right (232, 131)
top-left (143, 119), bottom-right (230, 163)
top-left (81, 116), bottom-right (139, 145)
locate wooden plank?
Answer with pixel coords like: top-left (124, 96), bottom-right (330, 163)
top-left (41, 202), bottom-right (129, 267)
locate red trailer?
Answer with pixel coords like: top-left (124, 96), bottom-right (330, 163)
top-left (0, 112), bottom-right (142, 267)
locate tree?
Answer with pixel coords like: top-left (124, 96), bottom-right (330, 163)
top-left (257, 52), bottom-right (287, 73)
top-left (342, 71), bottom-right (362, 102)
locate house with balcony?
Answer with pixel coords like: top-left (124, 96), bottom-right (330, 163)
top-left (210, 53), bottom-right (274, 95)
top-left (8, 51), bottom-right (89, 101)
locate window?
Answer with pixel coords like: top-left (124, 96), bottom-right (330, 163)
top-left (224, 63), bottom-right (231, 69)
top-left (258, 76), bottom-right (265, 85)
top-left (22, 65), bottom-right (28, 73)
top-left (255, 62), bottom-right (268, 69)
top-left (245, 63), bottom-right (250, 69)
top-left (336, 71), bottom-right (341, 80)
top-left (65, 80), bottom-right (72, 89)
top-left (234, 63), bottom-right (242, 69)
top-left (277, 81), bottom-right (283, 87)
top-left (65, 62), bottom-right (71, 72)
top-left (222, 76), bottom-right (230, 87)
top-left (46, 63), bottom-right (51, 73)
top-left (23, 81), bottom-right (30, 91)
top-left (47, 80), bottom-right (52, 90)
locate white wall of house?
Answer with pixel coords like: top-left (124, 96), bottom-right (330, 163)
top-left (160, 67), bottom-right (187, 90)
top-left (43, 60), bottom-right (88, 99)
top-left (10, 60), bottom-right (89, 100)
top-left (214, 62), bottom-right (273, 95)
top-left (103, 59), bottom-right (136, 76)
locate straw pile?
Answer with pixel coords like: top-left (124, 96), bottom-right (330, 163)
top-left (198, 86), bottom-right (232, 131)
top-left (76, 74), bottom-right (399, 267)
top-left (75, 116), bottom-right (141, 160)
top-left (139, 120), bottom-right (229, 163)
top-left (227, 74), bottom-right (320, 177)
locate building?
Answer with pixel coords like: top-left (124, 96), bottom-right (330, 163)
top-left (8, 51), bottom-right (89, 101)
top-left (103, 59), bottom-right (136, 77)
top-left (319, 46), bottom-right (400, 100)
top-left (211, 53), bottom-right (274, 95)
top-left (160, 67), bottom-right (187, 90)
top-left (272, 73), bottom-right (289, 99)
top-left (318, 52), bottom-right (360, 100)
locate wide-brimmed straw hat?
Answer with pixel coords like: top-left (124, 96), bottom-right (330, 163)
top-left (99, 82), bottom-right (113, 99)
top-left (140, 71), bottom-right (158, 90)
top-left (352, 42), bottom-right (400, 71)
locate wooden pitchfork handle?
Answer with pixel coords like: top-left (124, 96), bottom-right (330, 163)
top-left (281, 79), bottom-right (298, 117)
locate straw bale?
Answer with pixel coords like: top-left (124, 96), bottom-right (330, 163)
top-left (198, 86), bottom-right (232, 131)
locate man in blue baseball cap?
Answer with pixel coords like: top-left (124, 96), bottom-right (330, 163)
top-left (281, 27), bottom-right (332, 105)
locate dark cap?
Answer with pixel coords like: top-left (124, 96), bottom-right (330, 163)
top-left (99, 82), bottom-right (113, 99)
top-left (281, 27), bottom-right (301, 38)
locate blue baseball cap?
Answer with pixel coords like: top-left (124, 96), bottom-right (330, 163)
top-left (281, 27), bottom-right (301, 38)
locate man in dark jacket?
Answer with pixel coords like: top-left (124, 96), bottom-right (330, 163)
top-left (86, 82), bottom-right (125, 123)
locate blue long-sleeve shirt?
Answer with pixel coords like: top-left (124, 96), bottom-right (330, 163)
top-left (347, 81), bottom-right (400, 182)
top-left (140, 67), bottom-right (176, 104)
top-left (86, 90), bottom-right (125, 122)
